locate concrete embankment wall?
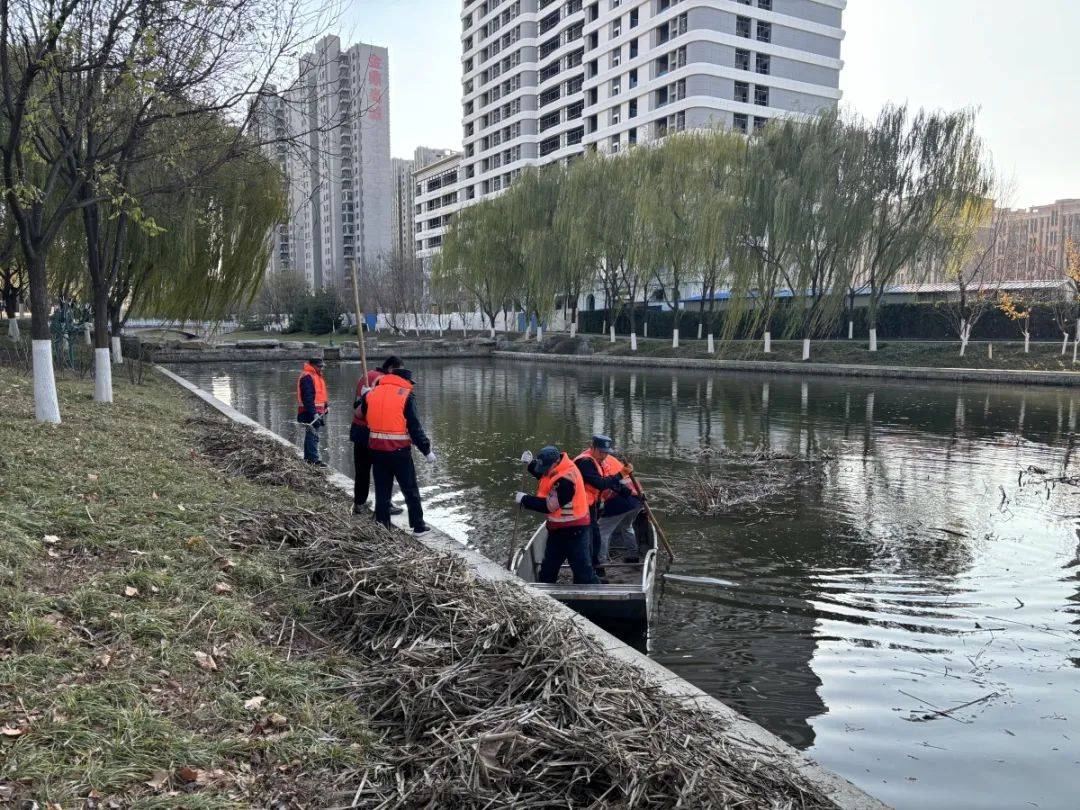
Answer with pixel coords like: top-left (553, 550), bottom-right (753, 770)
top-left (495, 350), bottom-right (1080, 389)
top-left (156, 364), bottom-right (888, 810)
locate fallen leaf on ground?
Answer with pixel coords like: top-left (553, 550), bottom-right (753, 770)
top-left (267, 713), bottom-right (288, 728)
top-left (193, 651), bottom-right (217, 671)
top-left (244, 695), bottom-right (266, 711)
top-left (177, 504), bottom-right (186, 512)
top-left (43, 534), bottom-right (59, 545)
top-left (152, 492), bottom-right (159, 500)
top-left (145, 770), bottom-right (169, 790)
top-left (214, 582), bottom-right (233, 594)
top-left (87, 473), bottom-right (99, 481)
top-left (1, 726), bottom-right (25, 737)
top-left (176, 766), bottom-right (201, 783)
top-left (97, 652), bottom-right (113, 669)
top-left (214, 557), bottom-right (235, 571)
top-left (123, 586), bottom-right (139, 598)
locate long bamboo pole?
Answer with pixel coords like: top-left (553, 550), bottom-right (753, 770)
top-left (625, 464), bottom-right (676, 562)
top-left (506, 464), bottom-right (530, 569)
top-left (349, 259), bottom-right (369, 379)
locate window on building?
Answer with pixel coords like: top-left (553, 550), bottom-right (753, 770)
top-left (629, 37), bottom-right (638, 58)
top-left (629, 67), bottom-right (638, 88)
top-left (628, 126), bottom-right (638, 145)
top-left (756, 21), bottom-right (771, 43)
top-left (733, 112), bottom-right (749, 134)
top-left (758, 0), bottom-right (772, 9)
top-left (611, 77), bottom-right (621, 95)
top-left (736, 16), bottom-right (751, 38)
top-left (753, 116), bottom-right (768, 133)
top-left (756, 53), bottom-right (770, 74)
top-left (629, 98), bottom-right (637, 118)
top-left (611, 47), bottom-right (621, 67)
top-left (610, 105), bottom-right (621, 125)
top-left (734, 80), bottom-right (750, 103)
top-left (612, 19), bottom-right (621, 38)
top-left (610, 134), bottom-right (620, 153)
top-left (735, 48), bottom-right (751, 71)
top-left (754, 84), bottom-right (769, 106)
top-left (629, 7), bottom-right (638, 27)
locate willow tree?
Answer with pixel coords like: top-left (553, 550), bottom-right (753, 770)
top-left (509, 164), bottom-right (563, 339)
top-left (770, 111), bottom-right (873, 360)
top-left (554, 158), bottom-right (601, 333)
top-left (861, 105), bottom-right (986, 351)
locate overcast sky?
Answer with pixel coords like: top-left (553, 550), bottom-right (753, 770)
top-left (341, 0), bottom-right (1079, 209)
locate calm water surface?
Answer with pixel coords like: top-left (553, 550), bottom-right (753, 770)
top-left (174, 358), bottom-right (1080, 809)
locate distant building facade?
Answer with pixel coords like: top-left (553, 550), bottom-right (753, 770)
top-left (256, 36), bottom-right (392, 290)
top-left (998, 199), bottom-right (1080, 280)
top-left (414, 151), bottom-right (463, 263)
top-left (391, 146), bottom-right (459, 259)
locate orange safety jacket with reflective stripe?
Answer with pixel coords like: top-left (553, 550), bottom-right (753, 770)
top-left (537, 453), bottom-right (590, 529)
top-left (296, 363), bottom-right (328, 417)
top-left (365, 373), bottom-right (413, 451)
top-left (574, 450), bottom-right (640, 505)
top-left (352, 369), bottom-right (385, 428)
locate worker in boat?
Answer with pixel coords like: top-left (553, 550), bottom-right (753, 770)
top-left (360, 365), bottom-right (434, 534)
top-left (515, 446), bottom-right (600, 585)
top-left (350, 356), bottom-right (405, 517)
top-left (296, 357), bottom-right (329, 466)
top-left (574, 435), bottom-right (643, 570)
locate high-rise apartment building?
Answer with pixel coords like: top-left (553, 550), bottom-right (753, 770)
top-left (998, 199), bottom-right (1080, 280)
top-left (391, 147), bottom-right (459, 259)
top-left (258, 36), bottom-right (392, 290)
top-left (414, 151), bottom-right (464, 263)
top-left (458, 0), bottom-right (845, 204)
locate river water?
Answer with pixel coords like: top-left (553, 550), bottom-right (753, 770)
top-left (174, 358), bottom-right (1080, 809)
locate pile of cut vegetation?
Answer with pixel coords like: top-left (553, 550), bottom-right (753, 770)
top-left (196, 416), bottom-right (837, 809)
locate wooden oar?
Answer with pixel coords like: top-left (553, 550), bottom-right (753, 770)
top-left (506, 463), bottom-right (530, 569)
top-left (625, 466), bottom-right (676, 563)
top-left (348, 258), bottom-right (369, 380)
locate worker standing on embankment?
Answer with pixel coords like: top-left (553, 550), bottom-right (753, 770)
top-left (296, 357), bottom-right (329, 466)
top-left (515, 446), bottom-right (600, 585)
top-left (361, 366), bottom-right (434, 534)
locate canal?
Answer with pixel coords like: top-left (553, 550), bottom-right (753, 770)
top-left (174, 357), bottom-right (1080, 809)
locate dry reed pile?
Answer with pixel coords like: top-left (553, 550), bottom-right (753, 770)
top-left (194, 415), bottom-right (837, 809)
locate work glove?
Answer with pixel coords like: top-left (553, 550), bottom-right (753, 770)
top-left (360, 385), bottom-right (372, 396)
top-left (312, 416), bottom-right (325, 430)
top-left (514, 492), bottom-right (526, 505)
top-left (624, 462), bottom-right (634, 476)
top-left (520, 450), bottom-right (533, 464)
top-left (425, 451), bottom-right (437, 463)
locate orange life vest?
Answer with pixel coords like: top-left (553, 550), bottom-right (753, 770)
top-left (352, 369), bottom-right (385, 428)
top-left (574, 450), bottom-right (638, 505)
top-left (365, 373), bottom-right (413, 451)
top-left (537, 453), bottom-right (590, 529)
top-left (296, 362), bottom-right (328, 416)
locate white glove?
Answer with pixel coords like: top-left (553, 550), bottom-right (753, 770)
top-left (520, 450), bottom-right (533, 464)
top-left (425, 451), bottom-right (437, 463)
top-left (360, 385), bottom-right (372, 396)
top-left (514, 492), bottom-right (526, 504)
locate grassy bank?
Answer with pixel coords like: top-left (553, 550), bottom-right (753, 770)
top-left (500, 334), bottom-right (1080, 372)
top-left (0, 370), bottom-right (368, 806)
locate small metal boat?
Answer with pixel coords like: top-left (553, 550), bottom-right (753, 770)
top-left (510, 512), bottom-right (660, 626)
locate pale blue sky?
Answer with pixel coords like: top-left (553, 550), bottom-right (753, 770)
top-left (340, 0), bottom-right (1078, 208)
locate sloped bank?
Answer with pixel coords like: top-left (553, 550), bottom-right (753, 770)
top-left (161, 365), bottom-right (888, 809)
top-left (495, 349), bottom-right (1080, 388)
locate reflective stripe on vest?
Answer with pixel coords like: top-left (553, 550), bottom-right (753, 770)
top-left (537, 453), bottom-right (590, 529)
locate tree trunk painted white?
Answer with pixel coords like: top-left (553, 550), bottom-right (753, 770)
top-left (609, 326), bottom-right (615, 343)
top-left (672, 328), bottom-right (679, 349)
top-left (988, 343), bottom-right (993, 360)
top-left (536, 325), bottom-right (543, 342)
top-left (707, 333), bottom-right (715, 354)
top-left (1063, 333), bottom-right (1070, 355)
top-left (1074, 336), bottom-right (1079, 365)
top-left (602, 320), bottom-right (607, 335)
top-left (7, 317), bottom-right (19, 341)
top-left (958, 319), bottom-right (969, 357)
top-left (110, 335), bottom-right (123, 364)
top-left (83, 323), bottom-right (92, 345)
top-left (848, 320), bottom-right (854, 340)
top-left (1024, 331), bottom-right (1030, 353)
top-left (524, 321), bottom-right (532, 341)
top-left (630, 332), bottom-right (637, 351)
top-left (697, 322), bottom-right (702, 340)
top-left (868, 328), bottom-right (878, 352)
top-left (490, 325), bottom-right (496, 339)
top-left (643, 322), bottom-right (648, 338)
top-left (33, 340), bottom-right (61, 424)
top-left (763, 331), bottom-right (771, 353)
top-left (802, 338), bottom-right (811, 361)
top-left (570, 320), bottom-right (577, 337)
top-left (94, 348), bottom-right (113, 403)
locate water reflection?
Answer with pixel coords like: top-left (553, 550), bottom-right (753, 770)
top-left (174, 359), bottom-right (1080, 810)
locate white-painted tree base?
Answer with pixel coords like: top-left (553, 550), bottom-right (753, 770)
top-left (110, 335), bottom-right (123, 364)
top-left (1074, 338), bottom-right (1079, 365)
top-left (802, 338), bottom-right (811, 361)
top-left (707, 334), bottom-right (715, 354)
top-left (33, 340), bottom-right (61, 424)
top-left (7, 317), bottom-right (19, 341)
top-left (84, 324), bottom-right (92, 345)
top-left (609, 326), bottom-right (615, 344)
top-left (570, 321), bottom-right (577, 337)
top-left (536, 326), bottom-right (543, 342)
top-left (94, 348), bottom-right (113, 403)
top-left (630, 332), bottom-right (637, 351)
top-left (1062, 334), bottom-right (1069, 355)
top-left (988, 343), bottom-right (993, 360)
top-left (1024, 332), bottom-right (1030, 353)
top-left (524, 323), bottom-right (532, 341)
top-left (848, 320), bottom-right (854, 340)
top-left (763, 331), bottom-right (771, 354)
top-left (868, 328), bottom-right (878, 352)
top-left (643, 323), bottom-right (648, 338)
top-left (697, 323), bottom-right (702, 340)
top-left (672, 328), bottom-right (679, 349)
top-left (489, 327), bottom-right (496, 339)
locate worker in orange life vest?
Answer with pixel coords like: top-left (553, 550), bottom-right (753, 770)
top-left (296, 357), bottom-right (329, 466)
top-left (574, 435), bottom-right (643, 570)
top-left (515, 446), bottom-right (600, 584)
top-left (350, 356), bottom-right (405, 517)
top-left (360, 367), bottom-right (435, 534)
